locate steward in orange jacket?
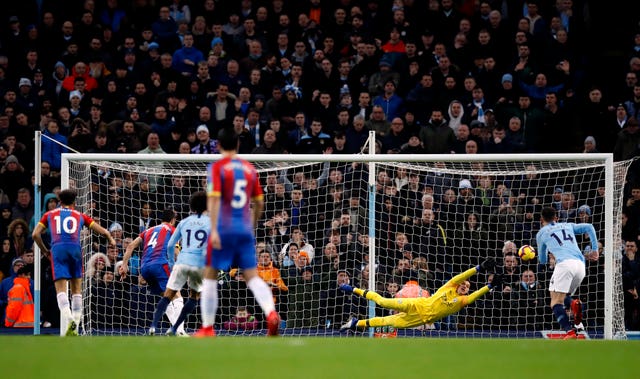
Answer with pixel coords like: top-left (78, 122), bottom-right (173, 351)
top-left (5, 267), bottom-right (34, 328)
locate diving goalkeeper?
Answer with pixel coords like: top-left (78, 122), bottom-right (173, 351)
top-left (339, 259), bottom-right (502, 331)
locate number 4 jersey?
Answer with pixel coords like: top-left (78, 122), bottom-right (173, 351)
top-left (140, 223), bottom-right (175, 268)
top-left (206, 156), bottom-right (263, 235)
top-left (39, 207), bottom-right (94, 247)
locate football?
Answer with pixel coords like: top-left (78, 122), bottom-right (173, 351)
top-left (518, 245), bottom-right (536, 261)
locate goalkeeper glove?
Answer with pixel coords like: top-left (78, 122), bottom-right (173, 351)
top-left (478, 258), bottom-right (496, 273)
top-left (488, 274), bottom-right (504, 290)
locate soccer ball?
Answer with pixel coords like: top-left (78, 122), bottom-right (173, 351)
top-left (518, 245), bottom-right (536, 261)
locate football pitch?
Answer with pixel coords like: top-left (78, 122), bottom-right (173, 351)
top-left (0, 336), bottom-right (638, 379)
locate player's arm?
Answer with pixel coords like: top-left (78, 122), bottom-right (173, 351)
top-left (167, 224), bottom-right (182, 267)
top-left (88, 221), bottom-right (116, 246)
top-left (573, 223), bottom-right (599, 252)
top-left (122, 237), bottom-right (143, 274)
top-left (446, 266), bottom-right (480, 286)
top-left (252, 195), bottom-right (264, 230)
top-left (208, 194), bottom-right (221, 249)
top-left (32, 222), bottom-right (49, 255)
top-left (465, 286), bottom-right (491, 305)
top-left (536, 231), bottom-right (548, 264)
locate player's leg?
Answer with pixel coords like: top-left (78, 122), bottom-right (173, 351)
top-left (52, 247), bottom-right (76, 336)
top-left (152, 288), bottom-right (177, 334)
top-left (196, 265), bottom-right (219, 337)
top-left (69, 247), bottom-right (84, 328)
top-left (353, 287), bottom-right (414, 313)
top-left (567, 261), bottom-right (586, 333)
top-left (342, 312), bottom-right (424, 331)
top-left (549, 262), bottom-right (576, 336)
top-left (171, 287), bottom-right (199, 336)
top-left (69, 278), bottom-right (83, 327)
top-left (54, 279), bottom-right (71, 319)
top-left (171, 269), bottom-right (204, 334)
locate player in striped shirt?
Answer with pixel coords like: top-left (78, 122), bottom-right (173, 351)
top-left (196, 127), bottom-right (281, 337)
top-left (151, 191), bottom-right (209, 336)
top-left (32, 189), bottom-right (116, 336)
top-left (122, 208), bottom-right (183, 335)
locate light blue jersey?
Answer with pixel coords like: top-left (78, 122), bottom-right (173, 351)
top-left (167, 214), bottom-right (210, 267)
top-left (536, 222), bottom-right (598, 265)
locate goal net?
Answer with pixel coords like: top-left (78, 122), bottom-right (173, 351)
top-left (60, 152), bottom-right (629, 339)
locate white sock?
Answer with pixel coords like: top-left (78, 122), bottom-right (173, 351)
top-left (201, 279), bottom-right (218, 327)
top-left (171, 297), bottom-right (185, 333)
top-left (247, 277), bottom-right (276, 316)
top-left (71, 294), bottom-right (82, 324)
top-left (56, 293), bottom-right (72, 321)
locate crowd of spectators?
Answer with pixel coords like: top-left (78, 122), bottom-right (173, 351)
top-left (1, 0), bottom-right (640, 332)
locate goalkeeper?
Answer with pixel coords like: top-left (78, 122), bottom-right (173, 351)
top-left (339, 259), bottom-right (502, 331)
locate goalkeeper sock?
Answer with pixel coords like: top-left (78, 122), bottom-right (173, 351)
top-left (153, 297), bottom-right (171, 328)
top-left (56, 293), bottom-right (72, 321)
top-left (564, 295), bottom-right (573, 309)
top-left (171, 297), bottom-right (185, 333)
top-left (201, 279), bottom-right (218, 327)
top-left (552, 304), bottom-right (571, 331)
top-left (247, 276), bottom-right (275, 316)
top-left (174, 298), bottom-right (198, 332)
top-left (71, 294), bottom-right (82, 324)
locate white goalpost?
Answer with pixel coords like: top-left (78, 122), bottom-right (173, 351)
top-left (55, 147), bottom-right (630, 339)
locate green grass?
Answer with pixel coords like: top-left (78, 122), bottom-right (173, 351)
top-left (0, 336), bottom-right (637, 379)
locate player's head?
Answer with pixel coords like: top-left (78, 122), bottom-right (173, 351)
top-left (217, 127), bottom-right (239, 152)
top-left (456, 280), bottom-right (471, 295)
top-left (160, 207), bottom-right (176, 223)
top-left (58, 189), bottom-right (77, 206)
top-left (540, 206), bottom-right (557, 224)
top-left (190, 191), bottom-right (207, 215)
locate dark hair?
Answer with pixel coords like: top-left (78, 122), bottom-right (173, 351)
top-left (541, 207), bottom-right (557, 222)
top-left (58, 189), bottom-right (77, 205)
top-left (217, 127), bottom-right (239, 151)
top-left (190, 191), bottom-right (207, 215)
top-left (160, 208), bottom-right (176, 222)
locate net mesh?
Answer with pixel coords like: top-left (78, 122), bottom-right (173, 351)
top-left (65, 155), bottom-right (629, 338)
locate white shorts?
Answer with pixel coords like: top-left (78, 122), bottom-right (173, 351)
top-left (166, 264), bottom-right (204, 292)
top-left (548, 259), bottom-right (586, 295)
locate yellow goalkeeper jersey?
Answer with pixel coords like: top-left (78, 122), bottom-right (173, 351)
top-left (417, 267), bottom-right (490, 324)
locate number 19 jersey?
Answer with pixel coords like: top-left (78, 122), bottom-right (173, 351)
top-left (206, 156), bottom-right (263, 235)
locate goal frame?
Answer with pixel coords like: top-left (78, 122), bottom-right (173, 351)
top-left (55, 150), bottom-right (619, 338)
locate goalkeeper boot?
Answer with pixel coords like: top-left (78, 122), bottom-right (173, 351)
top-left (571, 299), bottom-right (583, 325)
top-left (165, 328), bottom-right (175, 336)
top-left (340, 317), bottom-right (358, 332)
top-left (194, 326), bottom-right (216, 338)
top-left (338, 284), bottom-right (354, 294)
top-left (148, 327), bottom-right (156, 336)
top-left (267, 311), bottom-right (281, 337)
top-left (65, 320), bottom-right (78, 337)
